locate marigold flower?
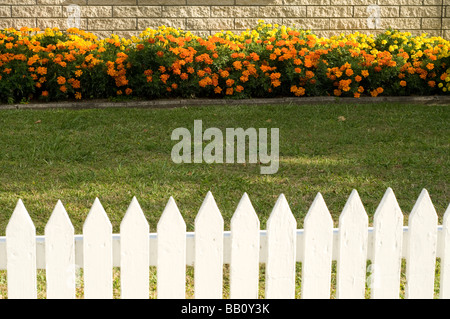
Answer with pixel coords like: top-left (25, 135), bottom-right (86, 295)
top-left (125, 88), bottom-right (132, 95)
top-left (60, 85), bottom-right (67, 93)
top-left (75, 92), bottom-right (82, 99)
top-left (57, 76), bottom-right (66, 85)
top-left (42, 91), bottom-right (49, 97)
top-left (400, 80), bottom-right (407, 87)
top-left (226, 88), bottom-right (233, 95)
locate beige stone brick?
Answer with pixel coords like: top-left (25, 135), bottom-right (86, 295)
top-left (283, 18), bottom-right (330, 29)
top-left (401, 6), bottom-right (441, 17)
top-left (422, 18), bottom-right (442, 29)
top-left (113, 6), bottom-right (161, 17)
top-left (285, 0), bottom-right (330, 5)
top-left (211, 6), bottom-right (260, 17)
top-left (382, 17), bottom-right (421, 29)
top-left (330, 18), bottom-right (368, 30)
top-left (0, 0), bottom-right (35, 4)
top-left (378, 0), bottom-right (421, 5)
top-left (162, 6), bottom-right (210, 17)
top-left (329, 0), bottom-right (372, 4)
top-left (186, 18), bottom-right (234, 30)
top-left (259, 5), bottom-right (306, 17)
top-left (38, 0), bottom-right (86, 4)
top-left (88, 18), bottom-right (136, 30)
top-left (138, 0), bottom-right (185, 4)
top-left (12, 6), bottom-right (62, 17)
top-left (236, 0), bottom-right (283, 4)
top-left (307, 6), bottom-right (353, 17)
top-left (37, 17), bottom-right (88, 30)
top-left (88, 0), bottom-right (136, 4)
top-left (62, 6), bottom-right (113, 17)
top-left (0, 6), bottom-right (10, 17)
top-left (0, 18), bottom-right (36, 29)
top-left (235, 18), bottom-right (283, 29)
top-left (354, 6), bottom-right (399, 18)
top-left (138, 18), bottom-right (186, 29)
top-left (187, 0), bottom-right (234, 4)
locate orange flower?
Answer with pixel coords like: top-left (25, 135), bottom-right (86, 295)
top-left (41, 91), bottom-right (49, 97)
top-left (57, 76), bottom-right (66, 85)
top-left (226, 79), bottom-right (235, 87)
top-left (137, 44), bottom-right (144, 51)
top-left (334, 89), bottom-right (342, 96)
top-left (428, 81), bottom-right (435, 87)
top-left (236, 85), bottom-right (244, 92)
top-left (75, 92), bottom-right (82, 99)
top-left (214, 86), bottom-right (222, 94)
top-left (426, 63), bottom-right (434, 70)
top-left (226, 88), bottom-right (233, 95)
top-left (180, 73), bottom-right (188, 80)
top-left (156, 51), bottom-right (164, 57)
top-left (345, 69), bottom-right (354, 76)
top-left (355, 75), bottom-right (362, 82)
top-left (125, 88), bottom-right (132, 95)
top-left (233, 61), bottom-right (242, 70)
top-left (117, 90), bottom-right (123, 95)
top-left (376, 87), bottom-right (383, 94)
top-left (361, 70), bottom-right (369, 77)
top-left (60, 85), bottom-right (67, 93)
top-left (400, 80), bottom-right (407, 87)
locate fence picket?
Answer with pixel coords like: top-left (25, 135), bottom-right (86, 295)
top-left (301, 193), bottom-right (333, 299)
top-left (405, 189), bottom-right (438, 299)
top-left (6, 200), bottom-right (37, 299)
top-left (265, 194), bottom-right (297, 299)
top-left (83, 198), bottom-right (113, 299)
top-left (45, 200), bottom-right (75, 299)
top-left (440, 204), bottom-right (450, 299)
top-left (336, 190), bottom-right (369, 299)
top-left (230, 193), bottom-right (260, 299)
top-left (194, 192), bottom-right (224, 299)
top-left (370, 187), bottom-right (403, 299)
top-left (157, 197), bottom-right (186, 299)
top-left (120, 197), bottom-right (149, 299)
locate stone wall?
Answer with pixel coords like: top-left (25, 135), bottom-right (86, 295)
top-left (0, 0), bottom-right (448, 38)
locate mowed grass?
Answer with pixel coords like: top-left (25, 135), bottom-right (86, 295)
top-left (0, 102), bottom-right (448, 299)
top-left (0, 102), bottom-right (448, 234)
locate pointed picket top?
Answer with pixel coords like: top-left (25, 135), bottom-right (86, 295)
top-left (194, 191), bottom-right (224, 299)
top-left (265, 194), bottom-right (297, 299)
top-left (373, 187), bottom-right (403, 222)
top-left (195, 191), bottom-right (223, 225)
top-left (6, 199), bottom-right (37, 299)
top-left (6, 199), bottom-right (35, 234)
top-left (157, 196), bottom-right (186, 299)
top-left (83, 197), bottom-right (112, 231)
top-left (370, 187), bottom-right (404, 299)
top-left (158, 196), bottom-right (185, 228)
top-left (230, 193), bottom-right (260, 299)
top-left (45, 200), bottom-right (75, 299)
top-left (83, 198), bottom-right (113, 299)
top-left (301, 192), bottom-right (333, 299)
top-left (121, 196), bottom-right (148, 229)
top-left (440, 204), bottom-right (450, 299)
top-left (267, 193), bottom-right (296, 228)
top-left (45, 200), bottom-right (74, 234)
top-left (120, 197), bottom-right (149, 299)
top-left (405, 189), bottom-right (438, 299)
top-left (231, 192), bottom-right (259, 226)
top-left (336, 190), bottom-right (369, 299)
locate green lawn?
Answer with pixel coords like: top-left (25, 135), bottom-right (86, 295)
top-left (0, 102), bottom-right (448, 236)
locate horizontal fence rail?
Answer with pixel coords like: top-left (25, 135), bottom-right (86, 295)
top-left (0, 226), bottom-right (446, 269)
top-left (1, 188), bottom-right (449, 299)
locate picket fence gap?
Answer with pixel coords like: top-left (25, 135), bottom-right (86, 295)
top-left (1, 188), bottom-right (449, 299)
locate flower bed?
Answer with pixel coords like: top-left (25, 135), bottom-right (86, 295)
top-left (1, 21), bottom-right (450, 103)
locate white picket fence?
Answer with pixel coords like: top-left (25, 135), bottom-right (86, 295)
top-left (1, 187), bottom-right (449, 299)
